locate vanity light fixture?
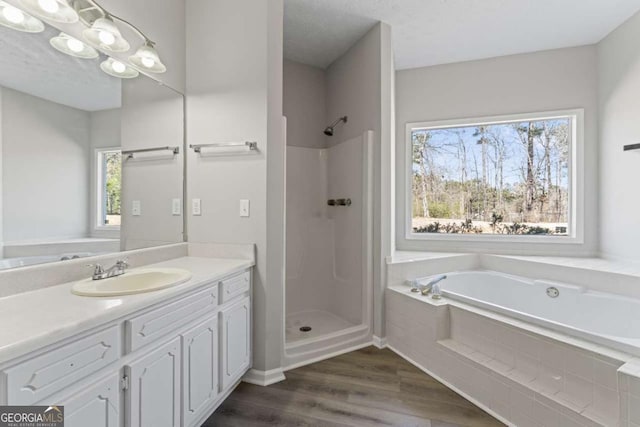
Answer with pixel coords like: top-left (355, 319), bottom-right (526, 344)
top-left (50, 32), bottom-right (98, 58)
top-left (83, 16), bottom-right (129, 52)
top-left (0, 1), bottom-right (43, 32)
top-left (0, 0), bottom-right (167, 78)
top-left (100, 57), bottom-right (138, 79)
top-left (19, 0), bottom-right (78, 23)
top-left (129, 42), bottom-right (166, 73)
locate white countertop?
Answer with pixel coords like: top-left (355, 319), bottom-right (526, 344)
top-left (0, 256), bottom-right (253, 364)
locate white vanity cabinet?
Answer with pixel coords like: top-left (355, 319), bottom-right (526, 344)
top-left (126, 337), bottom-right (182, 427)
top-left (0, 268), bottom-right (253, 427)
top-left (220, 297), bottom-right (251, 390)
top-left (181, 315), bottom-right (219, 426)
top-left (50, 374), bottom-right (120, 427)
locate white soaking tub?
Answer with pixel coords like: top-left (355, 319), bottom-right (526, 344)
top-left (417, 270), bottom-right (640, 355)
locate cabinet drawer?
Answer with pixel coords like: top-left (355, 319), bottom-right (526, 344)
top-left (4, 326), bottom-right (120, 405)
top-left (220, 271), bottom-right (250, 303)
top-left (126, 285), bottom-right (218, 352)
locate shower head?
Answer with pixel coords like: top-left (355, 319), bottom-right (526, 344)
top-left (324, 116), bottom-right (348, 136)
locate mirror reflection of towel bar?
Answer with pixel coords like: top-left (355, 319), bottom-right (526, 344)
top-left (122, 146), bottom-right (180, 159)
top-left (190, 141), bottom-right (258, 153)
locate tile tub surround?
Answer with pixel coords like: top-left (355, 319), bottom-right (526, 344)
top-left (385, 287), bottom-right (636, 427)
top-left (0, 255), bottom-right (254, 364)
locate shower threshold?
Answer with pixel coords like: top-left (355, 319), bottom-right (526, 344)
top-left (284, 309), bottom-right (371, 370)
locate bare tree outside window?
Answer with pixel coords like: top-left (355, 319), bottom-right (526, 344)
top-left (411, 117), bottom-right (570, 236)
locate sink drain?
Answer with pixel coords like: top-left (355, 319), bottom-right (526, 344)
top-left (299, 326), bottom-right (312, 332)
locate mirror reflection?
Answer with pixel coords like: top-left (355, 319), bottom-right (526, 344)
top-left (0, 17), bottom-right (184, 270)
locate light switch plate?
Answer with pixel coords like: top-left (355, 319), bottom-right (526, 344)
top-left (132, 200), bottom-right (141, 216)
top-left (172, 199), bottom-right (181, 216)
top-left (192, 198), bottom-right (201, 216)
top-left (240, 199), bottom-right (250, 217)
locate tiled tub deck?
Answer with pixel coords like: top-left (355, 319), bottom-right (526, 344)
top-left (386, 287), bottom-right (640, 427)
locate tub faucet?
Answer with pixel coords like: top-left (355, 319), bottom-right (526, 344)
top-left (411, 274), bottom-right (447, 295)
top-left (89, 259), bottom-right (129, 280)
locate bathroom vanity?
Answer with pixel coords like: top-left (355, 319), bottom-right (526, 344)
top-left (0, 256), bottom-right (253, 427)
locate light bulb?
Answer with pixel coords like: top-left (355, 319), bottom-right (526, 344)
top-left (66, 37), bottom-right (84, 53)
top-left (2, 5), bottom-right (24, 23)
top-left (111, 60), bottom-right (126, 74)
top-left (141, 57), bottom-right (155, 68)
top-left (98, 30), bottom-right (115, 46)
top-left (37, 0), bottom-right (59, 13)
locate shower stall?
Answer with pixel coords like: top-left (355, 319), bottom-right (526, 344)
top-left (284, 130), bottom-right (373, 369)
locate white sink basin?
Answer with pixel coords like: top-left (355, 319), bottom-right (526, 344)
top-left (71, 268), bottom-right (192, 297)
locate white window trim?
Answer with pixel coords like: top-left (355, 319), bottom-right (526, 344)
top-left (94, 147), bottom-right (121, 232)
top-left (404, 109), bottom-right (585, 245)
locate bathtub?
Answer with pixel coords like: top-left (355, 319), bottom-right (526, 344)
top-left (417, 270), bottom-right (640, 356)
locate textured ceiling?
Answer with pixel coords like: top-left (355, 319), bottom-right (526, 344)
top-left (284, 0), bottom-right (640, 70)
top-left (0, 23), bottom-right (121, 111)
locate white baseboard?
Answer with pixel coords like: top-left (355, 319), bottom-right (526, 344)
top-left (372, 335), bottom-right (387, 349)
top-left (242, 367), bottom-right (286, 386)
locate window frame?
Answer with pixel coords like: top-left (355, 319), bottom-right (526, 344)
top-left (94, 147), bottom-right (122, 232)
top-left (404, 109), bottom-right (584, 245)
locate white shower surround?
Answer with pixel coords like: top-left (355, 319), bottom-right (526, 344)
top-left (284, 132), bottom-right (373, 369)
top-left (385, 262), bottom-right (640, 426)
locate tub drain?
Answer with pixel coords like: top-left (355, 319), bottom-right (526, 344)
top-left (299, 326), bottom-right (312, 332)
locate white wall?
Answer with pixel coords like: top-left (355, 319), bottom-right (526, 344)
top-left (283, 60), bottom-right (327, 149)
top-left (1, 87), bottom-right (91, 242)
top-left (186, 0), bottom-right (284, 374)
top-left (395, 46), bottom-right (599, 257)
top-left (325, 23), bottom-right (393, 338)
top-left (598, 11), bottom-right (640, 262)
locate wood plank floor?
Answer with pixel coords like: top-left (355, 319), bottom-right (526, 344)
top-left (204, 346), bottom-right (505, 427)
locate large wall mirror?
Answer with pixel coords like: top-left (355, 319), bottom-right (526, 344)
top-left (0, 10), bottom-right (185, 270)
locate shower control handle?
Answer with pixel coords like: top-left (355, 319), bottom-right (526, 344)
top-left (327, 198), bottom-right (352, 207)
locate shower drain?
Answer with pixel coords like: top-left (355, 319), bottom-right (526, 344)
top-left (299, 326), bottom-right (312, 332)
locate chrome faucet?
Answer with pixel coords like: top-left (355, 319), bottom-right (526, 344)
top-left (409, 274), bottom-right (447, 296)
top-left (89, 259), bottom-right (129, 280)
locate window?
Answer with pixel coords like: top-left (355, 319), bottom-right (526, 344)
top-left (407, 110), bottom-right (582, 240)
top-left (96, 148), bottom-right (122, 229)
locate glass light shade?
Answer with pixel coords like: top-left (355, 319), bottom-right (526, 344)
top-left (100, 57), bottom-right (138, 79)
top-left (50, 32), bottom-right (98, 59)
top-left (83, 17), bottom-right (130, 52)
top-left (18, 0), bottom-right (78, 23)
top-left (129, 44), bottom-right (166, 73)
top-left (0, 1), bottom-right (43, 32)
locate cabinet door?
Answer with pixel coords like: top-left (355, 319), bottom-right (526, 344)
top-left (50, 374), bottom-right (119, 427)
top-left (181, 315), bottom-right (219, 427)
top-left (220, 297), bottom-right (251, 391)
top-left (126, 337), bottom-right (181, 427)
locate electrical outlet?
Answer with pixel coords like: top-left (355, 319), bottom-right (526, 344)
top-left (240, 199), bottom-right (250, 217)
top-left (132, 200), bottom-right (141, 216)
top-left (172, 199), bottom-right (181, 216)
top-left (192, 198), bottom-right (201, 216)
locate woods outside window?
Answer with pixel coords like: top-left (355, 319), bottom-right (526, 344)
top-left (406, 110), bottom-right (583, 243)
